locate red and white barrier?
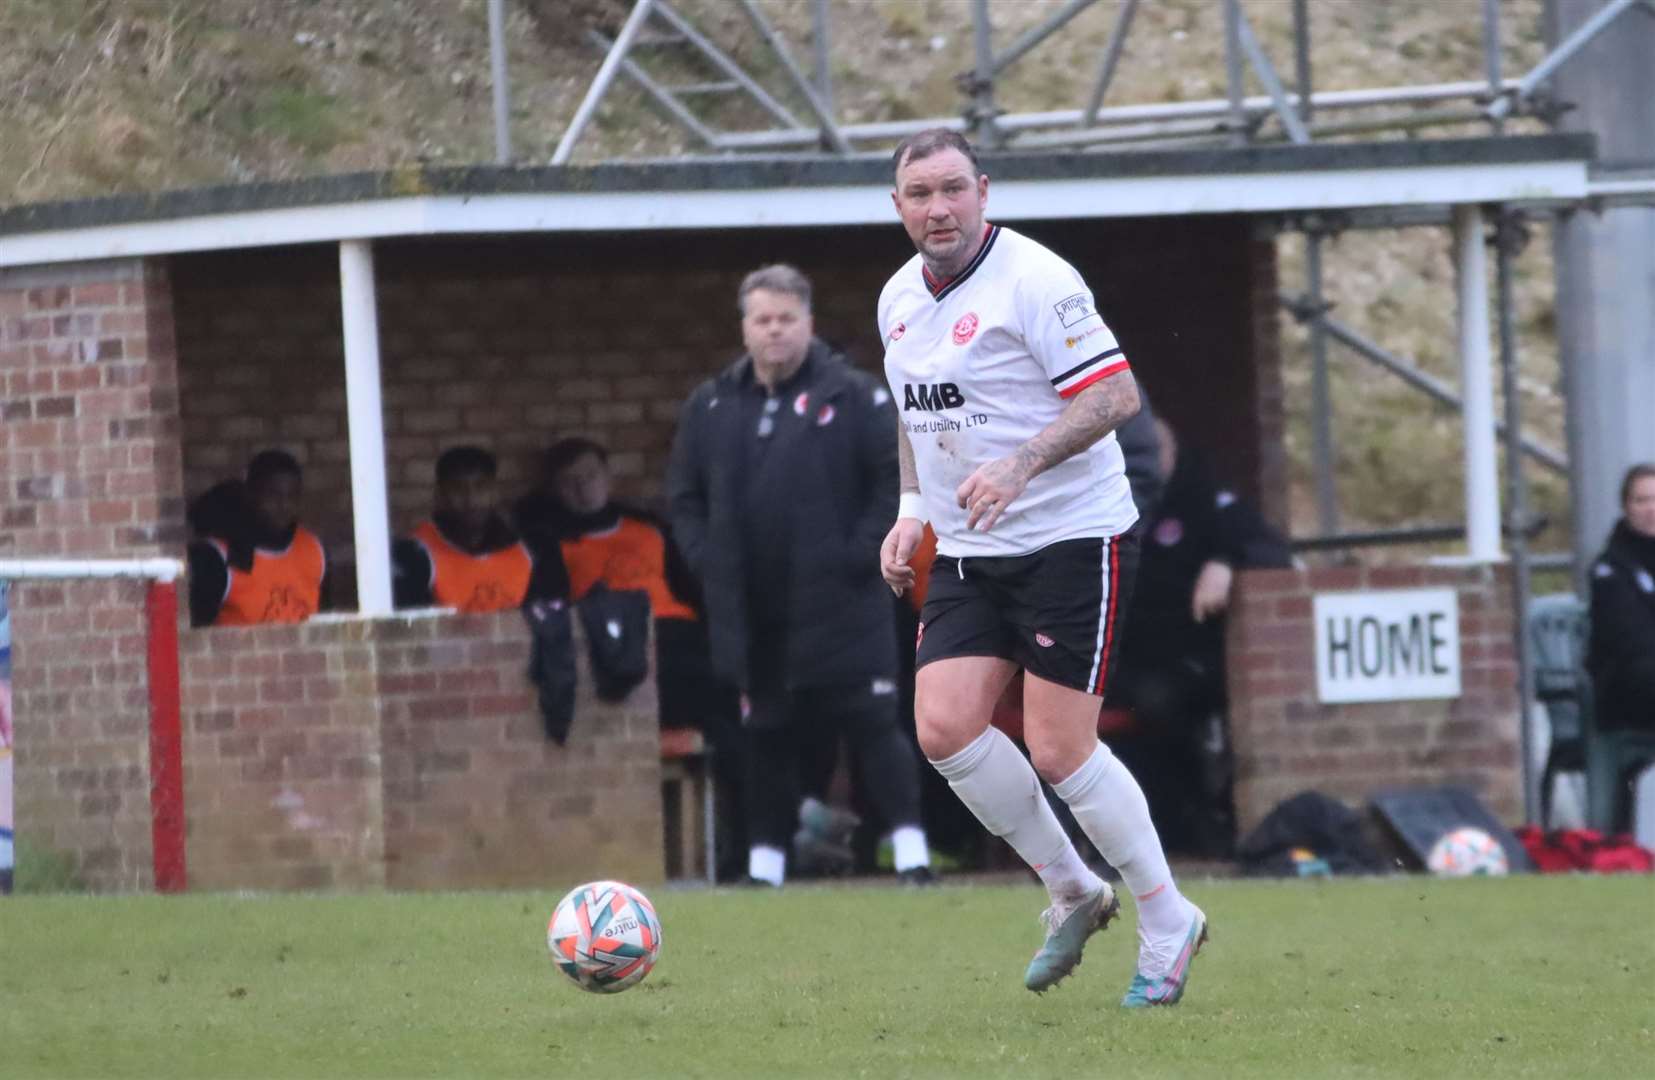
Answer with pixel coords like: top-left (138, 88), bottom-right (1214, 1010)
top-left (0, 559), bottom-right (187, 893)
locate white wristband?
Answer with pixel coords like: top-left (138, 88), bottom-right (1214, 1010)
top-left (898, 492), bottom-right (926, 522)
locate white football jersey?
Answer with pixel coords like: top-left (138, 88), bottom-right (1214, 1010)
top-left (879, 225), bottom-right (1138, 558)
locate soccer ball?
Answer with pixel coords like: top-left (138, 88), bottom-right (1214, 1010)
top-left (547, 880), bottom-right (663, 993)
top-left (1426, 826), bottom-right (1510, 877)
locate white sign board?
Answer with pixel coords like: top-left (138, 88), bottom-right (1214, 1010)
top-left (1313, 588), bottom-right (1461, 704)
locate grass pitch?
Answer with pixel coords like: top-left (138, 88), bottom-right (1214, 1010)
top-left (2, 875), bottom-right (1651, 1078)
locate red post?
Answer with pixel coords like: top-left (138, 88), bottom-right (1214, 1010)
top-left (145, 580), bottom-right (186, 893)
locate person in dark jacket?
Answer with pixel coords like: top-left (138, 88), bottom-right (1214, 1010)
top-left (1108, 418), bottom-right (1293, 856)
top-left (1115, 389), bottom-right (1164, 520)
top-left (665, 263), bottom-right (934, 887)
top-left (1588, 463), bottom-right (1655, 735)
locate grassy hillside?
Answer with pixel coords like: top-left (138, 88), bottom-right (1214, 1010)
top-left (0, 0), bottom-right (1571, 553)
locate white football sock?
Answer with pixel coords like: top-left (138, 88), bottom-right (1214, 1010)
top-left (1033, 844), bottom-right (1104, 910)
top-left (748, 845), bottom-right (785, 886)
top-left (890, 825), bottom-right (930, 872)
top-left (929, 727), bottom-right (1100, 905)
top-left (1051, 741), bottom-right (1189, 940)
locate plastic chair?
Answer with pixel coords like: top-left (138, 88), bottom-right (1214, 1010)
top-left (1528, 593), bottom-right (1655, 830)
top-left (1528, 594), bottom-right (1588, 826)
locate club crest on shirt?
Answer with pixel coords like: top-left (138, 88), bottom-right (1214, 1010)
top-left (952, 312), bottom-right (979, 346)
top-left (793, 392), bottom-right (810, 416)
top-left (888, 322), bottom-right (906, 342)
top-left (816, 404), bottom-right (836, 427)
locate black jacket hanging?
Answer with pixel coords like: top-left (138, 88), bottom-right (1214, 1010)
top-left (524, 597), bottom-right (577, 744)
top-left (577, 586), bottom-right (652, 703)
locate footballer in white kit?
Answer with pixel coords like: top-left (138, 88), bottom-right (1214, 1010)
top-left (878, 129), bottom-right (1205, 1009)
top-left (880, 223), bottom-right (1141, 697)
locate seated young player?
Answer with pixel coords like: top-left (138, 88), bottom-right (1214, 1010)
top-left (518, 438), bottom-right (750, 877)
top-left (517, 437), bottom-right (701, 632)
top-left (186, 449), bottom-right (328, 628)
top-left (394, 445), bottom-right (567, 613)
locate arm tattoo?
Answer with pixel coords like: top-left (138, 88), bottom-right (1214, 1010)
top-left (897, 417), bottom-right (920, 494)
top-left (1013, 369), bottom-right (1141, 482)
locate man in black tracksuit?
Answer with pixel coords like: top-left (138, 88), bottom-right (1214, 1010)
top-left (1586, 463), bottom-right (1655, 826)
top-left (1108, 418), bottom-right (1292, 856)
top-left (666, 264), bottom-right (934, 887)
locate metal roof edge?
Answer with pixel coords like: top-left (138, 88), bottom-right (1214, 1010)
top-left (0, 134), bottom-right (1596, 239)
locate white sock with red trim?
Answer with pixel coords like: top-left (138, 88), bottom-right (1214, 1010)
top-left (930, 726), bottom-right (1102, 908)
top-left (1051, 741), bottom-right (1188, 940)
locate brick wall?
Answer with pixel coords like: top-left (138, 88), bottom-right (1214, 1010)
top-left (1226, 564), bottom-right (1522, 835)
top-left (171, 218), bottom-right (1282, 593)
top-left (180, 617), bottom-right (386, 891)
top-left (180, 612), bottom-right (663, 892)
top-left (1, 257), bottom-right (187, 890)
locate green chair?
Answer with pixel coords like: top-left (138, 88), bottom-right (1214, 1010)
top-left (1528, 593), bottom-right (1655, 831)
top-left (1528, 594), bottom-right (1588, 826)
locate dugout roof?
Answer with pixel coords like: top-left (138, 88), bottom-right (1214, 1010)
top-left (0, 134), bottom-right (1595, 268)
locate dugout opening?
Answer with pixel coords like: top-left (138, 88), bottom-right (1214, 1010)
top-left (168, 216), bottom-right (1283, 611)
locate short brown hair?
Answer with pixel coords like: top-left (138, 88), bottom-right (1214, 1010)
top-left (891, 128), bottom-right (982, 181)
top-left (1622, 462), bottom-right (1655, 505)
top-left (737, 264), bottom-right (812, 315)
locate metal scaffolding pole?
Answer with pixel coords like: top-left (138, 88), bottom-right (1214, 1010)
top-left (711, 78), bottom-right (1517, 150)
top-left (1235, 6), bottom-right (1311, 143)
top-left (811, 0), bottom-right (834, 116)
top-left (1481, 0), bottom-right (1505, 133)
top-left (735, 0), bottom-right (851, 153)
top-left (1222, 0), bottom-right (1248, 145)
top-left (1490, 0), bottom-right (1642, 119)
top-left (552, 0), bottom-right (655, 164)
top-left (1454, 204), bottom-right (1503, 562)
top-left (586, 30), bottom-right (720, 148)
top-left (1291, 0), bottom-right (1313, 124)
top-left (549, 2), bottom-right (1655, 162)
top-left (989, 0), bottom-right (1099, 78)
top-left (1278, 300), bottom-right (1571, 476)
top-left (969, 0), bottom-right (1002, 147)
top-left (488, 0), bottom-right (512, 163)
top-left (1306, 232), bottom-right (1339, 535)
top-left (1496, 209), bottom-right (1538, 825)
top-left (653, 0), bottom-right (803, 130)
top-left (1081, 0), bottom-right (1140, 127)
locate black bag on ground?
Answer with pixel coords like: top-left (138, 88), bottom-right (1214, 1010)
top-left (1237, 790), bottom-right (1388, 877)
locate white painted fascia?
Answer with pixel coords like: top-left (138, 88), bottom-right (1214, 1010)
top-left (0, 158), bottom-right (1589, 269)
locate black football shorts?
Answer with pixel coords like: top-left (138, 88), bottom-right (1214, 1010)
top-left (916, 533), bottom-right (1138, 697)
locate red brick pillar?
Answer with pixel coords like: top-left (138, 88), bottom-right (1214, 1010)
top-left (0, 257), bottom-right (187, 890)
top-left (1226, 564), bottom-right (1523, 838)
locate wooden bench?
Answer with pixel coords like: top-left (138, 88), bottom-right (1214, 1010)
top-left (659, 726), bottom-right (715, 883)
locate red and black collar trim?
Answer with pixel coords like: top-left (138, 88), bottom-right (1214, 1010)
top-left (921, 224), bottom-right (1000, 302)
